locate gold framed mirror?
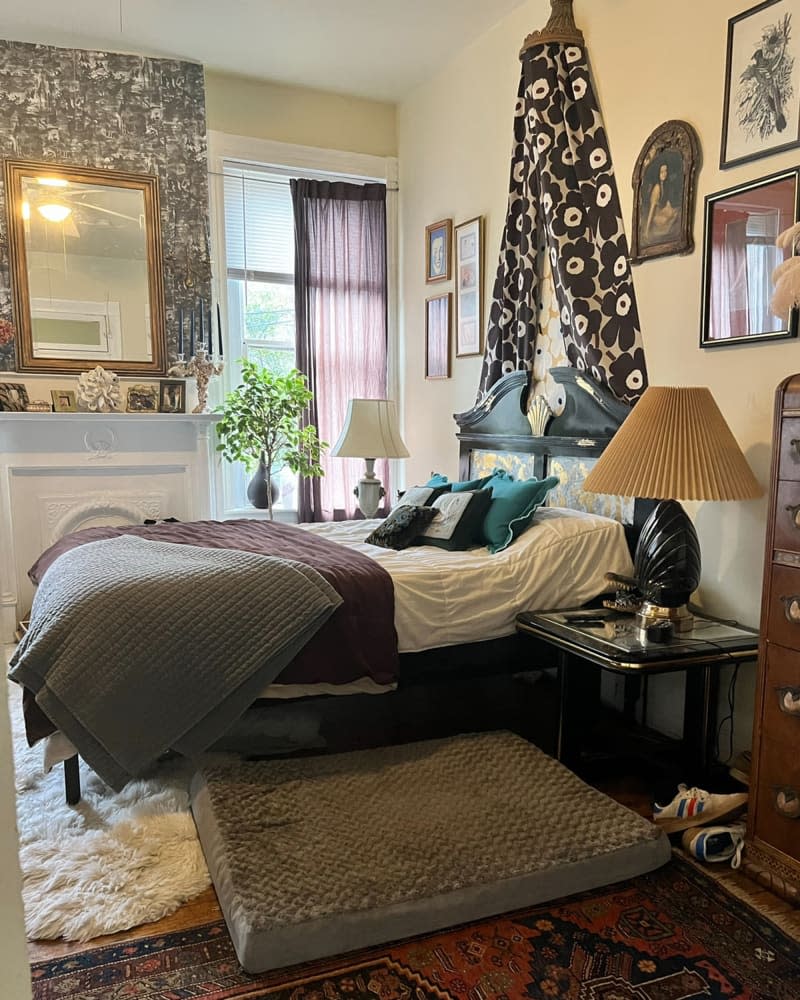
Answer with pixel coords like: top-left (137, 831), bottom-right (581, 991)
top-left (4, 159), bottom-right (167, 374)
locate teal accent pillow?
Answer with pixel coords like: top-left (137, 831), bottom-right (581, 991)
top-left (425, 473), bottom-right (450, 487)
top-left (481, 475), bottom-right (559, 553)
top-left (418, 489), bottom-right (493, 551)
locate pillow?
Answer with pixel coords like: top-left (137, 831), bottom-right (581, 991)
top-left (481, 475), bottom-right (559, 554)
top-left (393, 484), bottom-right (451, 509)
top-left (427, 468), bottom-right (511, 492)
top-left (365, 505), bottom-right (439, 550)
top-left (418, 489), bottom-right (493, 551)
top-left (425, 473), bottom-right (450, 487)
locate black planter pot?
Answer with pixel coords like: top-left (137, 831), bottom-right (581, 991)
top-left (246, 453), bottom-right (279, 510)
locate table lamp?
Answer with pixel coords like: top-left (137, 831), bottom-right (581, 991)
top-left (331, 399), bottom-right (410, 518)
top-left (582, 386), bottom-right (763, 636)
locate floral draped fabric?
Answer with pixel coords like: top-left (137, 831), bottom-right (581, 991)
top-left (479, 42), bottom-right (648, 405)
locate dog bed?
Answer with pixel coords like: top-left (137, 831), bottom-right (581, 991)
top-left (191, 731), bottom-right (670, 973)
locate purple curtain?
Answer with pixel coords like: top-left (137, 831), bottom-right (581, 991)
top-left (479, 32), bottom-right (648, 404)
top-left (292, 179), bottom-right (388, 522)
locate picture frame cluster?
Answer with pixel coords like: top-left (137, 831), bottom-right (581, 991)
top-left (424, 215), bottom-right (484, 379)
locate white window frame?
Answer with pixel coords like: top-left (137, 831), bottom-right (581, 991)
top-left (30, 296), bottom-right (123, 360)
top-left (207, 132), bottom-right (400, 519)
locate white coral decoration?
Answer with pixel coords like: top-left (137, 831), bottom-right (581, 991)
top-left (771, 222), bottom-right (800, 318)
top-left (76, 366), bottom-right (121, 412)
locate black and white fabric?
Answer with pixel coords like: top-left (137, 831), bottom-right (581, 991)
top-left (478, 41), bottom-right (648, 406)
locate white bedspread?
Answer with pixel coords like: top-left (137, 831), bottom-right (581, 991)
top-left (299, 506), bottom-right (634, 652)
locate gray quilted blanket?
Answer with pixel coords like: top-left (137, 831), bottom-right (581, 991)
top-left (9, 535), bottom-right (342, 790)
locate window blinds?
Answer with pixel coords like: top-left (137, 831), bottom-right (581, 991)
top-left (223, 169), bottom-right (294, 278)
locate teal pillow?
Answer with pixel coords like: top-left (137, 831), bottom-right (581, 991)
top-left (418, 489), bottom-right (493, 551)
top-left (425, 473), bottom-right (450, 487)
top-left (481, 475), bottom-right (559, 553)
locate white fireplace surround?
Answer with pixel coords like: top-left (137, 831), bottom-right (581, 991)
top-left (0, 412), bottom-right (222, 643)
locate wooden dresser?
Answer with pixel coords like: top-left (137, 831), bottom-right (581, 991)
top-left (744, 373), bottom-right (800, 903)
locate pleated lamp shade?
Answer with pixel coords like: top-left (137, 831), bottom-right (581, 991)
top-left (331, 399), bottom-right (409, 459)
top-left (582, 386), bottom-right (762, 501)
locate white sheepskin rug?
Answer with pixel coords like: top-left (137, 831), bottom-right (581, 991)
top-left (8, 679), bottom-right (211, 941)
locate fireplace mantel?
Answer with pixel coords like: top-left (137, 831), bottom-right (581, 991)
top-left (0, 411), bottom-right (222, 642)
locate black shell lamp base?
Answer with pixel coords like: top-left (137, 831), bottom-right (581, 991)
top-left (633, 499), bottom-right (702, 635)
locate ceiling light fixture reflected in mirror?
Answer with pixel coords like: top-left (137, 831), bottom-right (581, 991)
top-left (37, 203), bottom-right (72, 223)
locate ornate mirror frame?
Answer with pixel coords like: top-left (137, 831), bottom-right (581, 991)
top-left (4, 159), bottom-right (167, 375)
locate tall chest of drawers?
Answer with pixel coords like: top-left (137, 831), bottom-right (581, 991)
top-left (744, 374), bottom-right (800, 902)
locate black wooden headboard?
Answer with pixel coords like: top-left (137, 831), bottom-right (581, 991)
top-left (453, 367), bottom-right (654, 556)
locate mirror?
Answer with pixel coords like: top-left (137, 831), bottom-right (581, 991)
top-left (4, 159), bottom-right (166, 374)
top-left (701, 168), bottom-right (799, 348)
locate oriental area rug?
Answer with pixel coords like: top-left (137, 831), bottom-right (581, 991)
top-left (30, 858), bottom-right (800, 1000)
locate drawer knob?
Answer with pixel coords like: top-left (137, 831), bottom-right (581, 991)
top-left (777, 686), bottom-right (800, 716)
top-left (775, 787), bottom-right (800, 819)
top-left (779, 594), bottom-right (800, 622)
top-left (786, 502), bottom-right (800, 528)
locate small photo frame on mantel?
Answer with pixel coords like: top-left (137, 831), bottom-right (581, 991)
top-left (50, 389), bottom-right (77, 412)
top-left (159, 379), bottom-right (186, 413)
top-left (721, 0), bottom-right (800, 169)
top-left (126, 383), bottom-right (160, 412)
top-left (0, 382), bottom-right (29, 412)
top-left (454, 216), bottom-right (483, 355)
top-left (425, 219), bottom-right (452, 283)
top-left (425, 293), bottom-right (451, 379)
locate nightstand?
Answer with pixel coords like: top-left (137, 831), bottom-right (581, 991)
top-left (516, 607), bottom-right (759, 783)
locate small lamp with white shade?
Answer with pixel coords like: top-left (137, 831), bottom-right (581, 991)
top-left (331, 399), bottom-right (410, 518)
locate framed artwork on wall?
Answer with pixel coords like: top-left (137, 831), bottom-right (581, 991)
top-left (700, 167), bottom-right (799, 347)
top-left (721, 0), bottom-right (800, 169)
top-left (630, 120), bottom-right (700, 264)
top-left (425, 219), bottom-right (452, 283)
top-left (454, 216), bottom-right (483, 355)
top-left (425, 293), bottom-right (451, 379)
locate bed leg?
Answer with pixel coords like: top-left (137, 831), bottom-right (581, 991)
top-left (64, 754), bottom-right (81, 805)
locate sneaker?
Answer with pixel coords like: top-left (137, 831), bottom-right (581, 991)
top-left (729, 750), bottom-right (752, 786)
top-left (681, 820), bottom-right (747, 868)
top-left (652, 784), bottom-right (748, 834)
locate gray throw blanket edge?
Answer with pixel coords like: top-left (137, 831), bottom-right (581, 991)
top-left (8, 536), bottom-right (343, 790)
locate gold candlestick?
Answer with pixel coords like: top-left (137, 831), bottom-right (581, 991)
top-left (169, 347), bottom-right (224, 414)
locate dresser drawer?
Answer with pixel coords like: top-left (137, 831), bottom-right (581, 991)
top-left (766, 565), bottom-right (800, 648)
top-left (761, 644), bottom-right (800, 740)
top-left (753, 735), bottom-right (800, 863)
top-left (779, 420), bottom-right (800, 481)
top-left (774, 481), bottom-right (800, 553)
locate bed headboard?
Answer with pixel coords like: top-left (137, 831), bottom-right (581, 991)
top-left (453, 367), bottom-right (654, 555)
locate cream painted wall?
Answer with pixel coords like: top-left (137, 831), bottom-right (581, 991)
top-left (397, 0), bottom-right (794, 749)
top-left (205, 71), bottom-right (397, 157)
top-left (398, 0), bottom-right (795, 628)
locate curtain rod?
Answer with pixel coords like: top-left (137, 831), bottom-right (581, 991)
top-left (520, 0), bottom-right (584, 53)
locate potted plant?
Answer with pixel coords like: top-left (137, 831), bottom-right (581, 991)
top-left (216, 359), bottom-right (326, 519)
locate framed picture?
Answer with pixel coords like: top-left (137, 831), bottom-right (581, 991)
top-left (721, 0), bottom-right (800, 169)
top-left (50, 389), bottom-right (77, 412)
top-left (630, 121), bottom-right (700, 264)
top-left (425, 219), bottom-right (452, 283)
top-left (159, 379), bottom-right (186, 413)
top-left (126, 383), bottom-right (160, 412)
top-left (454, 217), bottom-right (483, 355)
top-left (0, 382), bottom-right (29, 412)
top-left (700, 167), bottom-right (799, 347)
top-left (425, 293), bottom-right (451, 379)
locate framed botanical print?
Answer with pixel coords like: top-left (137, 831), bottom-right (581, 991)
top-left (425, 293), bottom-right (451, 379)
top-left (425, 219), bottom-right (452, 283)
top-left (721, 0), bottom-right (800, 169)
top-left (630, 120), bottom-right (700, 264)
top-left (454, 216), bottom-right (483, 355)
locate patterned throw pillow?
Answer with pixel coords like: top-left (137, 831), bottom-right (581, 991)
top-left (418, 489), bottom-right (493, 551)
top-left (365, 504), bottom-right (439, 550)
top-left (392, 484), bottom-right (451, 510)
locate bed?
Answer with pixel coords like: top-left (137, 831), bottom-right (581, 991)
top-left (11, 367), bottom-right (650, 796)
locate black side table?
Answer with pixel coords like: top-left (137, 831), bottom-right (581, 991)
top-left (516, 607), bottom-right (759, 783)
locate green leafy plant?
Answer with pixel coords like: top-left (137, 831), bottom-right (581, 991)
top-left (216, 359), bottom-right (326, 518)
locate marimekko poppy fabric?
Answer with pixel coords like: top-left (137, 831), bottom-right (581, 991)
top-left (478, 42), bottom-right (648, 405)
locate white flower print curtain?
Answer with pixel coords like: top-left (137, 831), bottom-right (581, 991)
top-left (478, 1), bottom-right (648, 406)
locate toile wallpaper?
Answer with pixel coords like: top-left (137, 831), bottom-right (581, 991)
top-left (0, 39), bottom-right (211, 371)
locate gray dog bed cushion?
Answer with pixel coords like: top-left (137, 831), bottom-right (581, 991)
top-left (191, 731), bottom-right (670, 973)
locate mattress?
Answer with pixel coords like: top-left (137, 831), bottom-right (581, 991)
top-left (191, 731), bottom-right (670, 973)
